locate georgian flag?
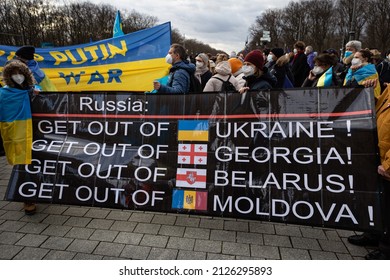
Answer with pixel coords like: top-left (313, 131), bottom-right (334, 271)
top-left (177, 144), bottom-right (207, 165)
top-left (176, 168), bottom-right (207, 189)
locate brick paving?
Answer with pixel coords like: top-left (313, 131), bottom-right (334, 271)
top-left (0, 156), bottom-right (373, 260)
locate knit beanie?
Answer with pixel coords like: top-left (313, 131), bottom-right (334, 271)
top-left (197, 53), bottom-right (209, 64)
top-left (271, 48), bottom-right (284, 58)
top-left (228, 58), bottom-right (243, 74)
top-left (15, 45), bottom-right (35, 60)
top-left (244, 50), bottom-right (264, 70)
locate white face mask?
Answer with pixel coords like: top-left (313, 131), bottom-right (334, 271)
top-left (351, 58), bottom-right (362, 67)
top-left (165, 53), bottom-right (173, 64)
top-left (196, 61), bottom-right (204, 68)
top-left (12, 74), bottom-right (25, 85)
top-left (242, 65), bottom-right (255, 76)
top-left (267, 54), bottom-right (273, 62)
top-left (293, 48), bottom-right (298, 54)
top-left (312, 66), bottom-right (324, 75)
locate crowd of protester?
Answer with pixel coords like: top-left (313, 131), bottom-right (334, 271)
top-left (2, 41), bottom-right (390, 260)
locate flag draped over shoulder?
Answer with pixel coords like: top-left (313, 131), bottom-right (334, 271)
top-left (0, 22), bottom-right (172, 91)
top-left (113, 10), bottom-right (125, 38)
top-left (317, 66), bottom-right (333, 87)
top-left (0, 87), bottom-right (32, 165)
top-left (344, 64), bottom-right (381, 98)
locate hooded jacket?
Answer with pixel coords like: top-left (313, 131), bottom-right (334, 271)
top-left (158, 60), bottom-right (196, 94)
top-left (2, 60), bottom-right (35, 90)
top-left (203, 61), bottom-right (240, 92)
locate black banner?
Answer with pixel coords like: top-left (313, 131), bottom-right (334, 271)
top-left (5, 87), bottom-right (382, 231)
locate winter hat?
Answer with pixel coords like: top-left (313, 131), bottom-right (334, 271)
top-left (15, 45), bottom-right (35, 60)
top-left (228, 58), bottom-right (243, 74)
top-left (271, 48), bottom-right (284, 58)
top-left (244, 50), bottom-right (264, 70)
top-left (196, 53), bottom-right (209, 64)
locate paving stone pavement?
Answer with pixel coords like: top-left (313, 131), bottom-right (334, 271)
top-left (0, 156), bottom-right (374, 260)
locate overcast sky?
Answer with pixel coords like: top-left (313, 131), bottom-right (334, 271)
top-left (89, 0), bottom-right (290, 54)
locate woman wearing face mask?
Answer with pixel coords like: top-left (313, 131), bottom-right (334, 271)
top-left (194, 53), bottom-right (212, 90)
top-left (344, 49), bottom-right (381, 98)
top-left (0, 60), bottom-right (37, 215)
top-left (239, 50), bottom-right (277, 93)
top-left (301, 53), bottom-right (341, 87)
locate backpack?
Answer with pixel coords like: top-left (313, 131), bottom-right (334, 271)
top-left (213, 75), bottom-right (236, 92)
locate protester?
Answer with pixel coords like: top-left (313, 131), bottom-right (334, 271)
top-left (305, 45), bottom-right (316, 69)
top-left (195, 53), bottom-right (212, 90)
top-left (343, 49), bottom-right (381, 98)
top-left (302, 53), bottom-right (342, 87)
top-left (215, 53), bottom-right (229, 65)
top-left (267, 48), bottom-right (294, 88)
top-left (342, 40), bottom-right (362, 66)
top-left (0, 60), bottom-right (36, 215)
top-left (323, 48), bottom-right (346, 78)
top-left (207, 53), bottom-right (216, 74)
top-left (153, 43), bottom-right (196, 94)
top-left (239, 49), bottom-right (277, 94)
top-left (291, 41), bottom-right (311, 87)
top-left (228, 57), bottom-right (246, 89)
top-left (8, 45), bottom-right (57, 91)
top-left (203, 61), bottom-right (240, 92)
top-left (347, 82), bottom-right (390, 260)
top-left (376, 49), bottom-right (390, 92)
top-left (370, 48), bottom-right (383, 66)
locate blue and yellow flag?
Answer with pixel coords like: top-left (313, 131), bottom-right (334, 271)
top-left (0, 87), bottom-right (32, 165)
top-left (178, 120), bottom-right (209, 142)
top-left (317, 66), bottom-right (333, 87)
top-left (113, 10), bottom-right (125, 38)
top-left (344, 64), bottom-right (381, 98)
top-left (0, 22), bottom-right (171, 91)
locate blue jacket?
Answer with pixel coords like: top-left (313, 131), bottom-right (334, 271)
top-left (158, 60), bottom-right (196, 94)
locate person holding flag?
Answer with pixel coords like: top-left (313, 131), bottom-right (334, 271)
top-left (301, 53), bottom-right (341, 87)
top-left (0, 60), bottom-right (36, 215)
top-left (344, 49), bottom-right (381, 98)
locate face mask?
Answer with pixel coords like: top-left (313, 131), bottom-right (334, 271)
top-left (196, 61), bottom-right (204, 68)
top-left (11, 74), bottom-right (25, 85)
top-left (242, 65), bottom-right (255, 76)
top-left (351, 58), bottom-right (362, 67)
top-left (293, 48), bottom-right (298, 54)
top-left (312, 66), bottom-right (324, 75)
top-left (344, 51), bottom-right (352, 58)
top-left (165, 54), bottom-right (173, 64)
top-left (267, 54), bottom-right (273, 62)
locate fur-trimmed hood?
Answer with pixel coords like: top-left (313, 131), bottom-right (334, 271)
top-left (2, 60), bottom-right (35, 89)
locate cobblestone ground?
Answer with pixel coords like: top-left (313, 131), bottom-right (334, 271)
top-left (0, 156), bottom-right (373, 260)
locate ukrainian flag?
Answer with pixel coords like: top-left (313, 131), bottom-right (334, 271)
top-left (113, 10), bottom-right (125, 38)
top-left (0, 87), bottom-right (32, 165)
top-left (317, 66), bottom-right (333, 87)
top-left (344, 64), bottom-right (381, 98)
top-left (178, 120), bottom-right (209, 142)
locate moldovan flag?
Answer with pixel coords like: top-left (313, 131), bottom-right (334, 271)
top-left (176, 168), bottom-right (207, 189)
top-left (172, 189), bottom-right (208, 211)
top-left (177, 144), bottom-right (207, 165)
top-left (178, 120), bottom-right (209, 142)
top-left (0, 87), bottom-right (32, 165)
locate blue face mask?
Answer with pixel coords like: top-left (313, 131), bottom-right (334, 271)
top-left (344, 51), bottom-right (352, 58)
